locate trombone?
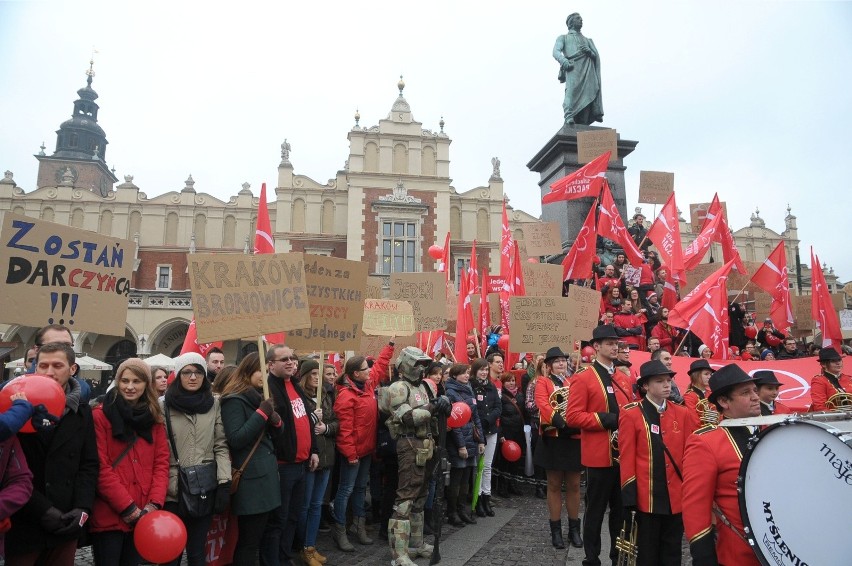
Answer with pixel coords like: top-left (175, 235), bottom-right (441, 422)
top-left (615, 509), bottom-right (638, 566)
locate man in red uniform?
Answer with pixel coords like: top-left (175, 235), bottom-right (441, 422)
top-left (682, 359), bottom-right (717, 432)
top-left (619, 360), bottom-right (689, 566)
top-left (567, 324), bottom-right (634, 566)
top-left (753, 371), bottom-right (793, 415)
top-left (682, 364), bottom-right (761, 566)
top-left (809, 347), bottom-right (851, 411)
top-left (613, 299), bottom-right (644, 350)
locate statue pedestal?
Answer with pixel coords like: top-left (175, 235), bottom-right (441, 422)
top-left (527, 124), bottom-right (638, 253)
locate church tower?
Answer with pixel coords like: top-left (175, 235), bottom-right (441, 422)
top-left (35, 58), bottom-right (118, 196)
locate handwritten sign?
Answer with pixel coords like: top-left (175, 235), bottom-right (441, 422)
top-left (638, 171), bottom-right (675, 205)
top-left (286, 256), bottom-right (368, 351)
top-left (360, 332), bottom-right (417, 363)
top-left (565, 284), bottom-right (601, 339)
top-left (509, 296), bottom-right (574, 354)
top-left (365, 276), bottom-right (384, 299)
top-left (522, 263), bottom-right (563, 297)
top-left (188, 252), bottom-right (310, 343)
top-left (390, 272), bottom-right (446, 332)
top-left (839, 309), bottom-right (852, 330)
top-left (519, 222), bottom-right (562, 257)
top-left (623, 265), bottom-right (641, 287)
top-left (471, 294), bottom-right (502, 329)
top-left (577, 129), bottom-right (618, 164)
top-left (689, 201), bottom-right (728, 234)
top-left (362, 299), bottom-right (415, 337)
top-left (446, 281), bottom-right (458, 323)
top-left (0, 213), bottom-right (135, 336)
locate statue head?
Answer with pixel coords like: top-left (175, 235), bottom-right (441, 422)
top-left (566, 13), bottom-right (582, 31)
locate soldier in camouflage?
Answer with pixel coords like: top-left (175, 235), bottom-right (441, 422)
top-left (384, 347), bottom-right (451, 566)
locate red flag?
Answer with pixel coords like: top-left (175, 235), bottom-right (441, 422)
top-left (467, 240), bottom-right (479, 297)
top-left (454, 269), bottom-right (473, 363)
top-left (597, 183), bottom-right (644, 266)
top-left (750, 241), bottom-right (794, 333)
top-left (542, 151), bottom-right (610, 204)
top-left (668, 260), bottom-right (735, 360)
top-left (646, 192), bottom-right (685, 282)
top-left (511, 241), bottom-right (526, 297)
top-left (500, 200), bottom-right (513, 281)
top-left (438, 232), bottom-right (451, 280)
top-left (479, 264), bottom-right (492, 357)
top-left (661, 267), bottom-right (679, 310)
top-left (562, 200), bottom-right (598, 281)
top-left (253, 183), bottom-right (286, 345)
top-left (716, 211), bottom-right (747, 275)
top-left (810, 249), bottom-right (842, 352)
top-left (180, 319), bottom-right (223, 357)
top-left (682, 198), bottom-right (723, 270)
top-left (327, 352), bottom-right (342, 375)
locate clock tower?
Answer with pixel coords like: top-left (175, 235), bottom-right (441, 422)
top-left (35, 58), bottom-right (118, 196)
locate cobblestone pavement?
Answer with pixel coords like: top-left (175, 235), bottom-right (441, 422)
top-left (65, 483), bottom-right (692, 565)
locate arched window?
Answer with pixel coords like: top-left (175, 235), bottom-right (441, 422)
top-left (12, 206), bottom-right (24, 216)
top-left (514, 228), bottom-right (524, 243)
top-left (194, 213), bottom-right (207, 247)
top-left (392, 143), bottom-right (408, 174)
top-left (223, 215), bottom-right (236, 248)
top-left (321, 200), bottom-right (335, 235)
top-left (99, 210), bottom-right (113, 235)
top-left (128, 210), bottom-right (142, 240)
top-left (476, 208), bottom-right (490, 241)
top-left (364, 142), bottom-right (379, 172)
top-left (450, 206), bottom-right (462, 239)
top-left (422, 146), bottom-right (436, 175)
top-left (41, 207), bottom-right (55, 222)
top-left (165, 212), bottom-right (179, 245)
top-left (71, 208), bottom-right (84, 228)
top-left (291, 199), bottom-right (306, 232)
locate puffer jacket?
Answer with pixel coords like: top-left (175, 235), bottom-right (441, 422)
top-left (0, 435), bottom-right (33, 557)
top-left (160, 398), bottom-right (232, 502)
top-left (471, 377), bottom-right (501, 436)
top-left (334, 376), bottom-right (377, 462)
top-left (304, 383), bottom-right (338, 469)
top-left (444, 378), bottom-right (484, 468)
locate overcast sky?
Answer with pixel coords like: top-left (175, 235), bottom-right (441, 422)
top-left (1, 1), bottom-right (850, 280)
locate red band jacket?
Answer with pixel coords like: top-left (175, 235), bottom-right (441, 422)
top-left (809, 372), bottom-right (852, 412)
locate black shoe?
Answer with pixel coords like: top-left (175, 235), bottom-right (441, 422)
top-left (447, 511), bottom-right (465, 527)
top-left (482, 494), bottom-right (495, 517)
top-left (535, 485), bottom-right (547, 499)
top-left (474, 498), bottom-right (487, 518)
top-left (568, 518), bottom-right (583, 548)
top-left (457, 505), bottom-right (477, 525)
top-left (549, 519), bottom-right (565, 549)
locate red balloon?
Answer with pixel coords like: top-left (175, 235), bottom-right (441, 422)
top-left (448, 402), bottom-right (471, 428)
top-left (0, 375), bottom-right (66, 433)
top-left (593, 255), bottom-right (601, 265)
top-left (428, 245), bottom-right (444, 260)
top-left (744, 326), bottom-right (757, 339)
top-left (527, 257), bottom-right (539, 263)
top-left (765, 334), bottom-right (781, 347)
top-left (582, 345), bottom-right (596, 360)
top-left (501, 440), bottom-right (522, 462)
top-left (497, 334), bottom-right (510, 353)
top-left (133, 510), bottom-right (187, 564)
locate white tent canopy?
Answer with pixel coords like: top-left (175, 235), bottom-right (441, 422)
top-left (5, 354), bottom-right (113, 371)
top-left (143, 353), bottom-right (175, 370)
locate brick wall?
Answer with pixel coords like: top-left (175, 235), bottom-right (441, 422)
top-left (362, 188), bottom-right (436, 274)
top-left (135, 250), bottom-right (189, 290)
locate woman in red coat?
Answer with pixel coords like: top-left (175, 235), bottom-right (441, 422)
top-left (90, 358), bottom-right (170, 566)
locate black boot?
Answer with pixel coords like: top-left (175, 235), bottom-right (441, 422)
top-left (457, 503), bottom-right (477, 525)
top-left (535, 485), bottom-right (547, 499)
top-left (482, 494), bottom-right (495, 517)
top-left (567, 518), bottom-right (583, 548)
top-left (474, 497), bottom-right (487, 518)
top-left (424, 509), bottom-right (434, 535)
top-left (446, 496), bottom-right (465, 527)
top-left (550, 519), bottom-right (565, 549)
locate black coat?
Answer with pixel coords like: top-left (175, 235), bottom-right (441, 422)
top-left (8, 403), bottom-right (99, 555)
top-left (471, 378), bottom-right (501, 436)
top-left (499, 388), bottom-right (525, 446)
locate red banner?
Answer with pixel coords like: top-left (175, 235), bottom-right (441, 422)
top-left (205, 512), bottom-right (238, 565)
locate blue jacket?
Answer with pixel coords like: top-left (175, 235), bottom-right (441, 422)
top-left (445, 378), bottom-right (484, 468)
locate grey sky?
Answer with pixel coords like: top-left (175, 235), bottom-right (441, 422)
top-left (1, 1), bottom-right (850, 281)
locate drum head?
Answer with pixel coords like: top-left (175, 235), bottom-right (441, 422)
top-left (739, 419), bottom-right (852, 566)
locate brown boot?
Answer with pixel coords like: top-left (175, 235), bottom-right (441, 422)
top-left (312, 546), bottom-right (328, 564)
top-left (299, 547), bottom-right (323, 566)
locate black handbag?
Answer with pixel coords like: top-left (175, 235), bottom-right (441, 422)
top-left (165, 405), bottom-right (219, 518)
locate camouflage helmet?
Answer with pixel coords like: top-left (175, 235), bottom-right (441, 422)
top-left (395, 346), bottom-right (432, 382)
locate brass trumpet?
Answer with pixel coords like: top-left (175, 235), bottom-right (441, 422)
top-left (610, 429), bottom-right (620, 464)
top-left (696, 398), bottom-right (720, 426)
top-left (826, 392), bottom-right (852, 411)
top-left (549, 386), bottom-right (570, 420)
top-left (615, 509), bottom-right (638, 566)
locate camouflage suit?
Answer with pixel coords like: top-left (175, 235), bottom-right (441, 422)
top-left (385, 347), bottom-right (449, 566)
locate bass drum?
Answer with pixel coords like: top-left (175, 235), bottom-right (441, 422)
top-left (739, 418), bottom-right (852, 566)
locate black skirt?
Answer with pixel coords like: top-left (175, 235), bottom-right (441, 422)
top-left (534, 433), bottom-right (581, 472)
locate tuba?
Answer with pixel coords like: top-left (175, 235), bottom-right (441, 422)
top-left (825, 392), bottom-right (852, 411)
top-left (549, 386), bottom-right (571, 422)
top-left (696, 398), bottom-right (720, 426)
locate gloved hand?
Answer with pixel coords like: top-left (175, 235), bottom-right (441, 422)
top-left (54, 508), bottom-right (87, 535)
top-left (214, 482), bottom-right (231, 514)
top-left (40, 506), bottom-right (65, 533)
top-left (551, 412), bottom-right (568, 429)
top-left (120, 503), bottom-right (144, 525)
top-left (433, 395), bottom-right (452, 416)
top-left (268, 410), bottom-right (282, 427)
top-left (31, 404), bottom-right (60, 432)
top-left (258, 398), bottom-right (275, 418)
top-left (143, 503), bottom-right (160, 513)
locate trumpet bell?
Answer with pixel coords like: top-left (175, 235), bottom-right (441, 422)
top-left (549, 386), bottom-right (570, 417)
top-left (696, 398), bottom-right (720, 426)
top-left (825, 392), bottom-right (852, 411)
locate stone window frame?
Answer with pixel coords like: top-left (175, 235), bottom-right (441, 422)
top-left (156, 264), bottom-right (172, 290)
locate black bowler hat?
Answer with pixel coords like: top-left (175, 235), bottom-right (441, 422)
top-left (687, 359), bottom-right (714, 375)
top-left (708, 364), bottom-right (755, 404)
top-left (753, 370), bottom-right (782, 387)
top-left (590, 325), bottom-right (619, 344)
top-left (818, 347), bottom-right (842, 362)
top-left (637, 360), bottom-right (676, 386)
top-left (614, 359), bottom-right (632, 369)
top-left (543, 346), bottom-right (569, 363)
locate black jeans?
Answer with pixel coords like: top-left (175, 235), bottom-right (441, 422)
top-left (260, 462), bottom-right (306, 566)
top-left (582, 466), bottom-right (622, 566)
top-left (233, 511), bottom-right (272, 566)
top-left (163, 502), bottom-right (213, 566)
top-left (91, 530), bottom-right (140, 566)
top-left (635, 511), bottom-right (683, 566)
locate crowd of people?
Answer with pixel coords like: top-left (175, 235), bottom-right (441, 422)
top-left (0, 314), bottom-right (848, 566)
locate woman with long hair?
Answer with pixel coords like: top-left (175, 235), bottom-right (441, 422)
top-left (534, 347), bottom-right (583, 550)
top-left (330, 355), bottom-right (378, 551)
top-left (219, 353), bottom-right (283, 566)
top-left (496, 371), bottom-right (525, 497)
top-left (151, 366), bottom-right (169, 397)
top-left (525, 357), bottom-right (548, 499)
top-left (443, 363), bottom-right (484, 526)
top-left (160, 353), bottom-right (232, 566)
top-left (470, 358), bottom-right (501, 518)
top-left (90, 358), bottom-right (170, 565)
top-left (297, 359), bottom-right (338, 566)
top-left (211, 364), bottom-right (238, 396)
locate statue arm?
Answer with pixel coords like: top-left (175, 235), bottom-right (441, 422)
top-left (553, 36), bottom-right (571, 69)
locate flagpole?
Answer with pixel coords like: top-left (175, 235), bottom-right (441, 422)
top-left (472, 329), bottom-right (482, 358)
top-left (257, 336), bottom-right (270, 399)
top-left (672, 329), bottom-right (691, 356)
top-left (426, 331), bottom-right (433, 356)
top-left (317, 351), bottom-right (324, 408)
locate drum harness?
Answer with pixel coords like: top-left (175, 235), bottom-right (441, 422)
top-left (713, 426), bottom-right (759, 544)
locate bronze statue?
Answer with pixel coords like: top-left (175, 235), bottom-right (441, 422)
top-left (553, 13), bottom-right (603, 126)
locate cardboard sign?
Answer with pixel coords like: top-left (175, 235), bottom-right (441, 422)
top-left (471, 294), bottom-right (502, 329)
top-left (839, 309), bottom-right (852, 330)
top-left (365, 276), bottom-right (384, 299)
top-left (519, 222), bottom-right (562, 257)
top-left (622, 265), bottom-right (642, 287)
top-left (522, 263), bottom-right (563, 297)
top-left (791, 295), bottom-right (813, 331)
top-left (638, 171), bottom-right (675, 205)
top-left (390, 272), bottom-right (447, 332)
top-left (362, 299), bottom-right (415, 337)
top-left (359, 332), bottom-right (417, 363)
top-left (577, 129), bottom-right (618, 164)
top-left (188, 252), bottom-right (311, 343)
top-left (285, 256), bottom-right (368, 351)
top-left (509, 296), bottom-right (575, 354)
top-left (689, 202), bottom-right (729, 234)
top-left (0, 213), bottom-right (135, 336)
top-left (565, 284), bottom-right (602, 340)
top-left (831, 292), bottom-right (846, 312)
top-left (446, 281), bottom-right (458, 322)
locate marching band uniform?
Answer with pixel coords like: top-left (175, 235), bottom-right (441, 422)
top-left (682, 359), bottom-right (715, 432)
top-left (760, 399), bottom-right (792, 416)
top-left (753, 371), bottom-right (793, 416)
top-left (567, 325), bottom-right (633, 566)
top-left (682, 365), bottom-right (761, 566)
top-left (619, 361), bottom-right (689, 566)
top-left (809, 347), bottom-right (852, 412)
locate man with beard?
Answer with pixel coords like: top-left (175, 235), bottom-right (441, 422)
top-left (205, 347), bottom-right (226, 383)
top-left (651, 308), bottom-right (680, 354)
